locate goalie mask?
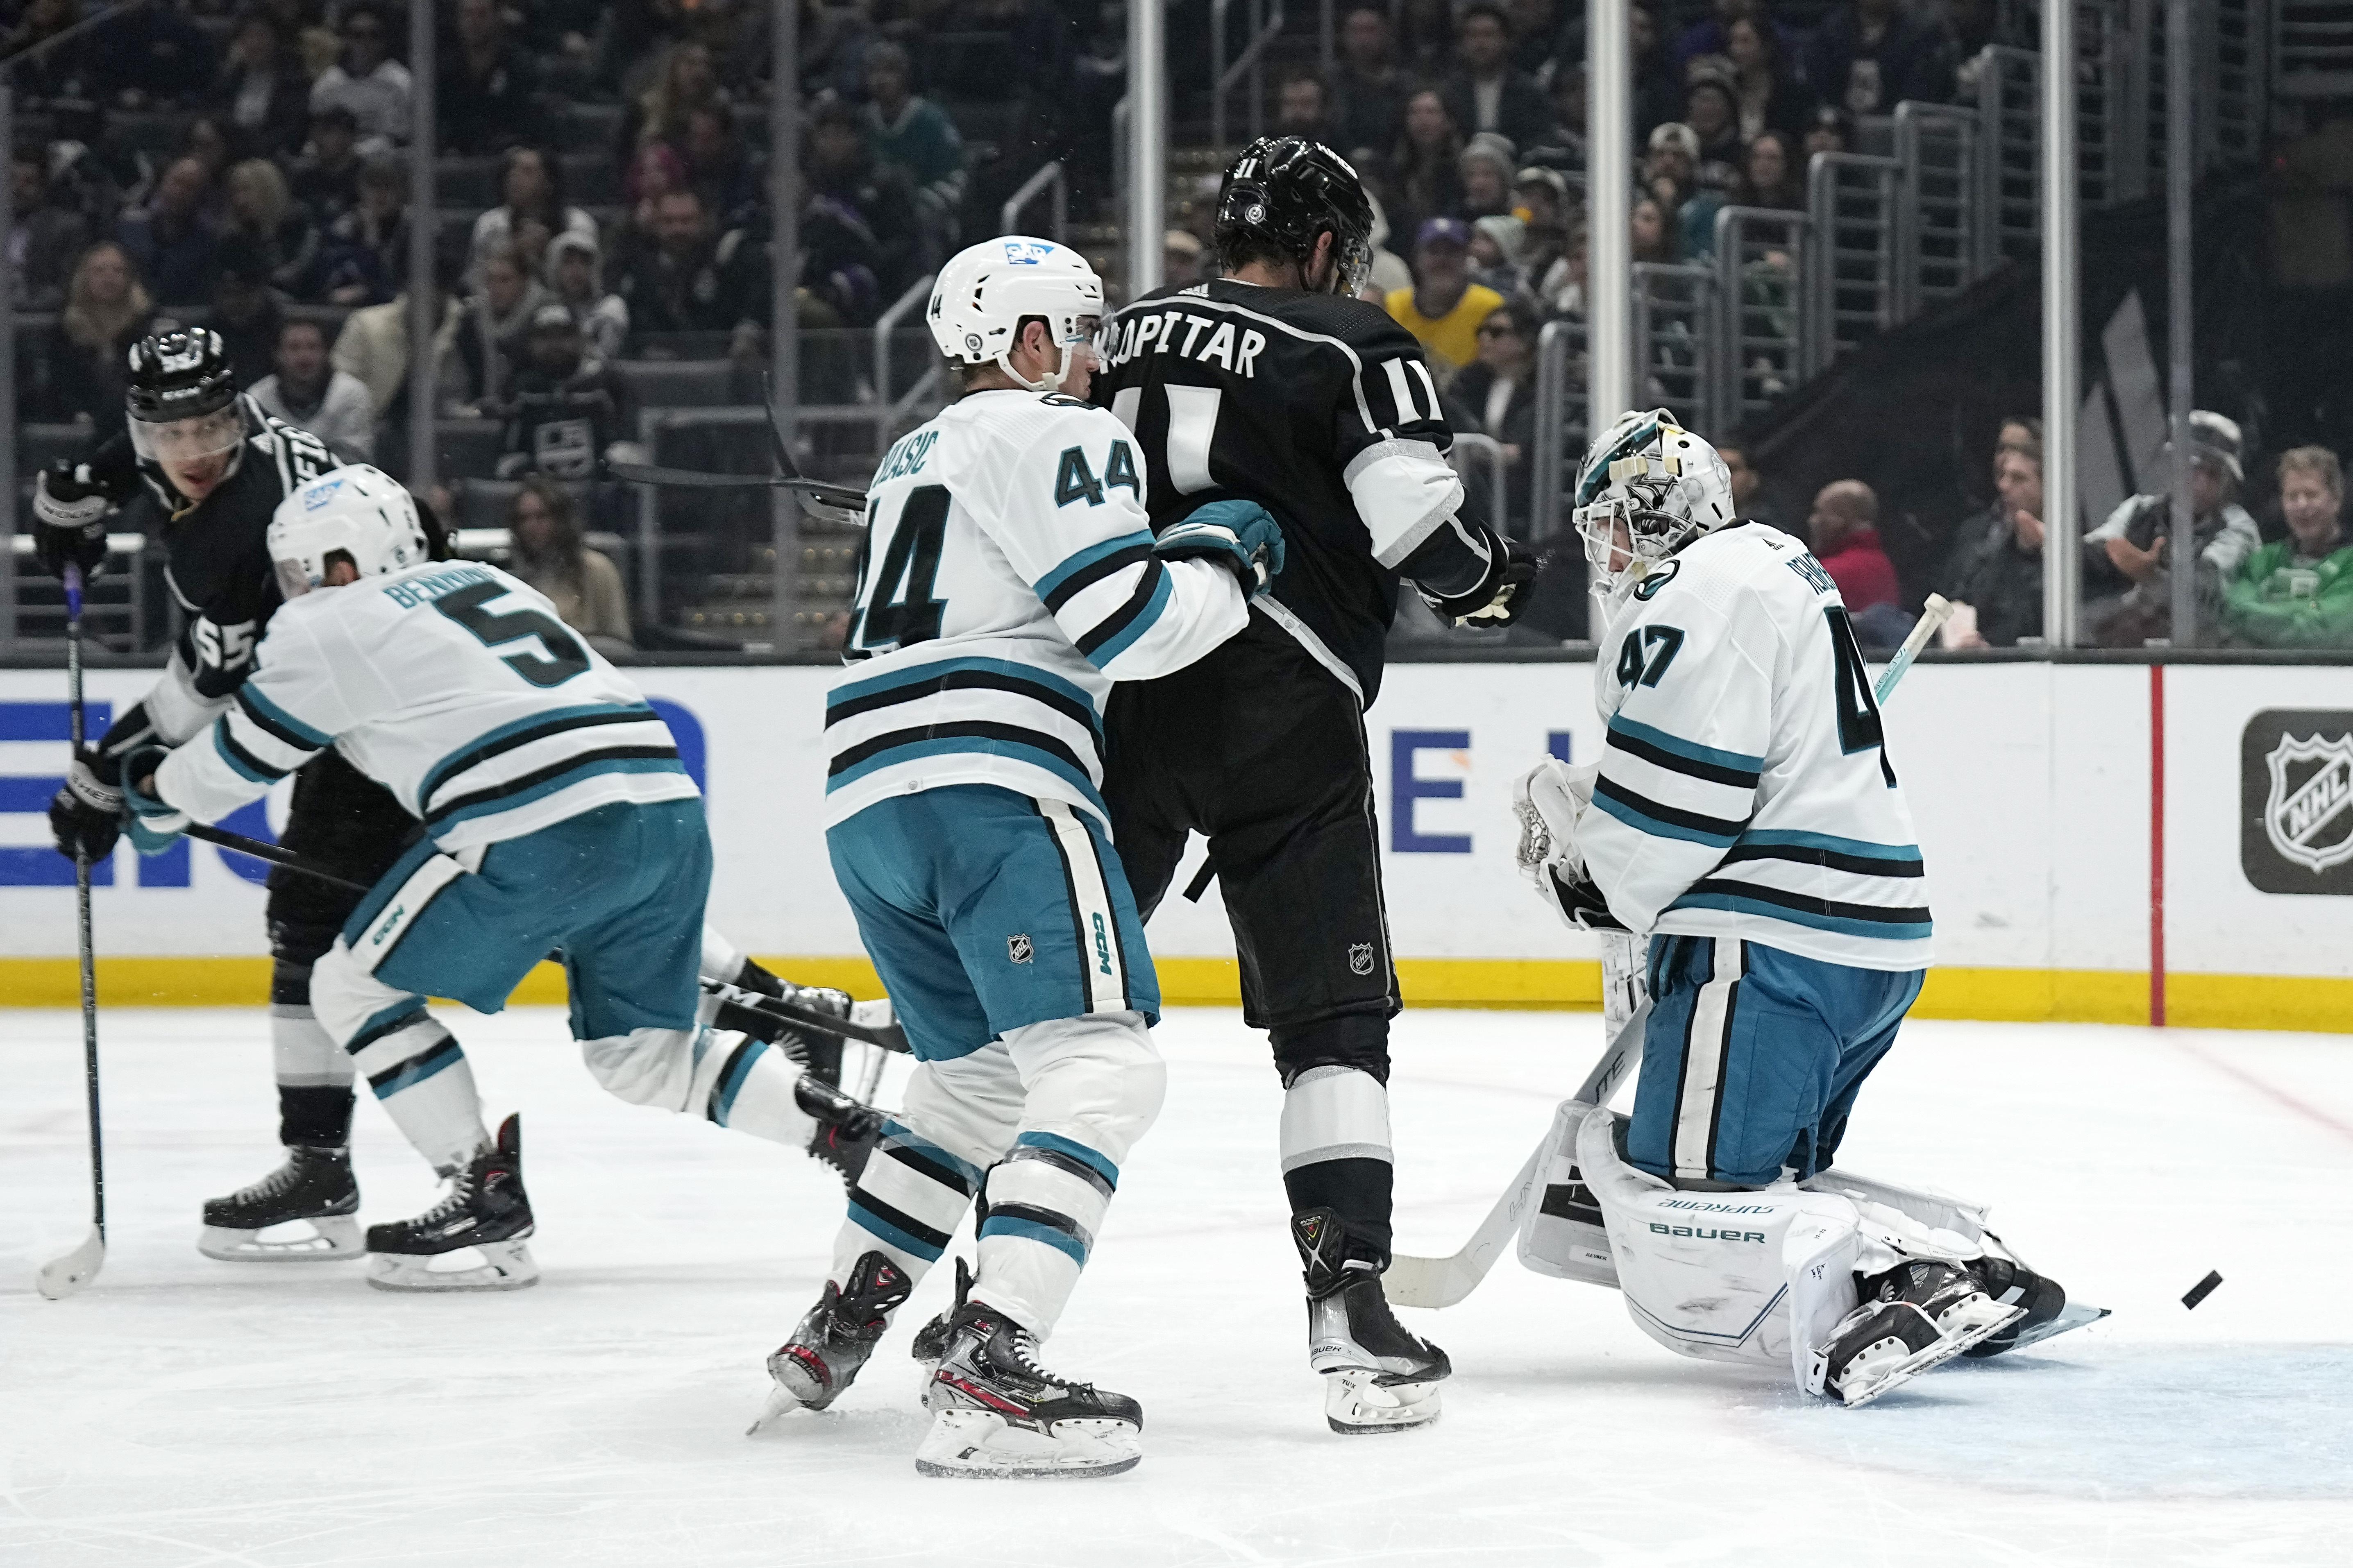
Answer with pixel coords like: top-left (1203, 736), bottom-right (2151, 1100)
top-left (1572, 410), bottom-right (1737, 600)
top-left (927, 236), bottom-right (1104, 394)
top-left (267, 465), bottom-right (429, 597)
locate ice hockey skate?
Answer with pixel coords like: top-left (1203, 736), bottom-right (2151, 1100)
top-left (364, 1115), bottom-right (537, 1293)
top-left (752, 1250), bottom-right (913, 1431)
top-left (1810, 1260), bottom-right (2024, 1407)
top-left (198, 1144), bottom-right (363, 1261)
top-left (916, 1299), bottom-right (1143, 1478)
top-left (1294, 1209), bottom-right (1450, 1434)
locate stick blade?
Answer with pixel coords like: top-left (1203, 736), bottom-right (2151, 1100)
top-left (35, 1227), bottom-right (104, 1298)
top-left (1384, 1251), bottom-right (1481, 1311)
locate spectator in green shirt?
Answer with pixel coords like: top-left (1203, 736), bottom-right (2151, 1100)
top-left (862, 41), bottom-right (966, 260)
top-left (2225, 445), bottom-right (2353, 648)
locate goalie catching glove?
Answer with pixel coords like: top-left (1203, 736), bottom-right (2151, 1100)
top-left (1512, 757), bottom-right (1624, 932)
top-left (1153, 498), bottom-right (1289, 596)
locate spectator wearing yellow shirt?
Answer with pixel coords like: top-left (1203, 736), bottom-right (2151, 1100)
top-left (1385, 217), bottom-right (1506, 376)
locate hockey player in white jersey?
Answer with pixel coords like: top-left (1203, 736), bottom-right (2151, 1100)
top-left (759, 237), bottom-right (1282, 1477)
top-left (118, 465), bottom-right (878, 1291)
top-left (1510, 411), bottom-right (2079, 1407)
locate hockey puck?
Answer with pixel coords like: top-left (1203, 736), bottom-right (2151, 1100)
top-left (2182, 1270), bottom-right (2223, 1310)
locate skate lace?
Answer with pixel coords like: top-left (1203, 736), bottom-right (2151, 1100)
top-left (228, 1157), bottom-right (309, 1205)
top-left (410, 1166), bottom-right (480, 1226)
top-left (1002, 1326), bottom-right (1080, 1391)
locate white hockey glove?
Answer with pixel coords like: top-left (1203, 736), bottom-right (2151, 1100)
top-left (1511, 757), bottom-right (1625, 932)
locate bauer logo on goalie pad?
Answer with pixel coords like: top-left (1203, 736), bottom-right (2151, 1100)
top-left (2242, 711), bottom-right (2353, 895)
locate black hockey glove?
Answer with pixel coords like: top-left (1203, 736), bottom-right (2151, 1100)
top-left (49, 746), bottom-right (125, 865)
top-left (1155, 499), bottom-right (1288, 596)
top-left (1543, 864), bottom-right (1626, 933)
top-left (1423, 529), bottom-right (1539, 628)
top-left (33, 461), bottom-right (116, 583)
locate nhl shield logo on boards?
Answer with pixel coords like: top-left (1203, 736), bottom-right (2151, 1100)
top-left (1007, 933), bottom-right (1034, 965)
top-left (1347, 942), bottom-right (1375, 976)
top-left (2240, 710), bottom-right (2353, 895)
top-left (2265, 733), bottom-right (2353, 872)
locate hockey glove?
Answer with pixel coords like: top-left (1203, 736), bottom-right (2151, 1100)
top-left (49, 747), bottom-right (125, 864)
top-left (120, 745), bottom-right (190, 857)
top-left (1513, 756), bottom-right (1625, 929)
top-left (1543, 864), bottom-right (1627, 932)
top-left (1422, 527), bottom-right (1539, 628)
top-left (1154, 500), bottom-right (1288, 597)
top-left (33, 462), bottom-right (116, 583)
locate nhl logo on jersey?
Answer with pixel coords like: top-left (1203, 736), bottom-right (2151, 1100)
top-left (1007, 934), bottom-right (1035, 965)
top-left (2241, 710), bottom-right (2353, 895)
top-left (1347, 942), bottom-right (1375, 976)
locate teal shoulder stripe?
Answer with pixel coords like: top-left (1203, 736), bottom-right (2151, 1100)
top-left (240, 684), bottom-right (333, 748)
top-left (1608, 714), bottom-right (1765, 773)
top-left (828, 654), bottom-right (1096, 714)
top-left (1084, 565), bottom-right (1174, 669)
top-left (1034, 529), bottom-right (1157, 603)
top-left (1736, 828), bottom-right (1922, 861)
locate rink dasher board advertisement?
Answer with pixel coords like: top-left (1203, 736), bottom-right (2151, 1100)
top-left (2, 663), bottom-right (2348, 1027)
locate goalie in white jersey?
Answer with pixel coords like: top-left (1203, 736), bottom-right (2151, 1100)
top-left (120, 466), bottom-right (878, 1291)
top-left (760, 238), bottom-right (1281, 1477)
top-left (1511, 411), bottom-right (2083, 1407)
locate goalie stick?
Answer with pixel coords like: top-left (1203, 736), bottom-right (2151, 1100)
top-left (1386, 602), bottom-right (1951, 1311)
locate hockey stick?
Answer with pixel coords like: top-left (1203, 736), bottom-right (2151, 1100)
top-left (605, 461), bottom-right (869, 510)
top-left (702, 978), bottom-right (911, 1054)
top-left (38, 565), bottom-right (107, 1300)
top-left (1384, 998), bottom-right (1649, 1310)
top-left (1387, 617), bottom-right (1950, 1311)
top-left (1874, 594), bottom-right (1952, 705)
top-left (183, 822), bottom-right (370, 893)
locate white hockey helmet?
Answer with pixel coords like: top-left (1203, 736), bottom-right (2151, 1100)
top-left (927, 236), bottom-right (1105, 393)
top-left (1572, 409), bottom-right (1737, 600)
top-left (267, 465), bottom-right (430, 598)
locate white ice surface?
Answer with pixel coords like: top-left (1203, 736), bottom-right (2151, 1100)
top-left (5, 1007), bottom-right (2352, 1567)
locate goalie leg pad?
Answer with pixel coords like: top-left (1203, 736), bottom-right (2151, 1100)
top-left (1576, 1107), bottom-right (1865, 1381)
top-left (1516, 1099), bottom-right (1620, 1289)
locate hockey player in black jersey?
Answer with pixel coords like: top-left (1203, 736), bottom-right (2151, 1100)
top-left (1090, 137), bottom-right (1537, 1433)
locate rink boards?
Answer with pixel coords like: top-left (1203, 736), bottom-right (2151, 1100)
top-left (2, 660), bottom-right (2348, 1031)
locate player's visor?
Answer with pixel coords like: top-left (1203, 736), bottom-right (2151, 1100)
top-left (129, 405), bottom-right (245, 465)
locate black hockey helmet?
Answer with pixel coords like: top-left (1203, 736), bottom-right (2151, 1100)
top-left (1213, 136), bottom-right (1375, 297)
top-left (127, 327), bottom-right (237, 425)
